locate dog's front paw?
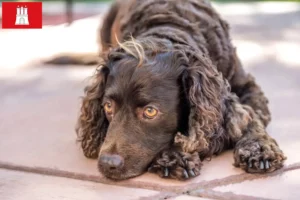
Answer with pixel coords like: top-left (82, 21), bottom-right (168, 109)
top-left (148, 149), bottom-right (202, 180)
top-left (234, 138), bottom-right (286, 173)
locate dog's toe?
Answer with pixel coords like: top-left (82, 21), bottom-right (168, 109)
top-left (164, 167), bottom-right (169, 177)
top-left (265, 160), bottom-right (270, 169)
top-left (188, 169), bottom-right (196, 177)
top-left (183, 169), bottom-right (189, 179)
top-left (149, 149), bottom-right (202, 180)
top-left (234, 140), bottom-right (286, 173)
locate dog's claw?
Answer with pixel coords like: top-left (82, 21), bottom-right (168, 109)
top-left (260, 160), bottom-right (264, 169)
top-left (183, 169), bottom-right (189, 179)
top-left (265, 160), bottom-right (270, 169)
top-left (164, 168), bottom-right (169, 177)
top-left (189, 169), bottom-right (195, 177)
top-left (248, 160), bottom-right (253, 168)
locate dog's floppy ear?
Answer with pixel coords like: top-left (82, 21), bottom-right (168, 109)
top-left (76, 65), bottom-right (110, 158)
top-left (175, 54), bottom-right (226, 156)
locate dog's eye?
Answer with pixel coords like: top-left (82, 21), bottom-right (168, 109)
top-left (104, 102), bottom-right (113, 114)
top-left (143, 107), bottom-right (158, 119)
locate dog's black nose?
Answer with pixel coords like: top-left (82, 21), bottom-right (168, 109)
top-left (99, 153), bottom-right (124, 170)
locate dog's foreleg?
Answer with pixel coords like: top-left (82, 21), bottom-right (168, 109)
top-left (229, 53), bottom-right (271, 126)
top-left (224, 94), bottom-right (286, 173)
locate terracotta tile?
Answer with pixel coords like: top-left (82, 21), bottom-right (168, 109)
top-left (0, 67), bottom-right (97, 176)
top-left (214, 169), bottom-right (300, 200)
top-left (266, 96), bottom-right (300, 166)
top-left (0, 169), bottom-right (159, 200)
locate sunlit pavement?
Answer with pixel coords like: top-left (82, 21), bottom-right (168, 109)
top-left (0, 2), bottom-right (300, 200)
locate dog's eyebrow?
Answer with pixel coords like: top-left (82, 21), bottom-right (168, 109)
top-left (133, 86), bottom-right (172, 104)
top-left (104, 87), bottom-right (122, 102)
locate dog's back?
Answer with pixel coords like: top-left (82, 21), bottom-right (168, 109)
top-left (101, 0), bottom-right (235, 79)
top-left (46, 0), bottom-right (236, 80)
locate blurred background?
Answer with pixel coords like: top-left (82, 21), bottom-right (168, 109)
top-left (0, 0), bottom-right (299, 139)
top-left (0, 1), bottom-right (299, 194)
top-left (0, 0), bottom-right (299, 68)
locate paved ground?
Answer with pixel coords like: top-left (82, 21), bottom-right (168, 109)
top-left (0, 2), bottom-right (300, 200)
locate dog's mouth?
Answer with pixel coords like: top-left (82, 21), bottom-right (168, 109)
top-left (97, 158), bottom-right (146, 180)
top-left (98, 165), bottom-right (144, 180)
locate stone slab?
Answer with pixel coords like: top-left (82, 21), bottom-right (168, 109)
top-left (214, 169), bottom-right (300, 200)
top-left (0, 67), bottom-right (96, 175)
top-left (0, 169), bottom-right (159, 200)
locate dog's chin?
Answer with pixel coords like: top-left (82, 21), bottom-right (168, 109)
top-left (98, 166), bottom-right (145, 181)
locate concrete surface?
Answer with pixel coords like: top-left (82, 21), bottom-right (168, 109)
top-left (0, 1), bottom-right (300, 200)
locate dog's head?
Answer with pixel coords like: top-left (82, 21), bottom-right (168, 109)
top-left (76, 38), bottom-right (225, 180)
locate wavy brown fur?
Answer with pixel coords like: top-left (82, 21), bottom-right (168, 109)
top-left (76, 0), bottom-right (285, 180)
top-left (75, 65), bottom-right (109, 158)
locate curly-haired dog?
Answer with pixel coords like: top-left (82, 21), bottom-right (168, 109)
top-left (58, 0), bottom-right (286, 180)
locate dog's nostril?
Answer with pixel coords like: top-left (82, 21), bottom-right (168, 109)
top-left (109, 166), bottom-right (117, 170)
top-left (99, 153), bottom-right (124, 169)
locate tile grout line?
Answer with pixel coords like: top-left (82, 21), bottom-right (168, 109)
top-left (0, 161), bottom-right (300, 194)
top-left (0, 161), bottom-right (180, 192)
top-left (131, 162), bottom-right (300, 199)
top-left (136, 192), bottom-right (179, 200)
top-left (180, 162), bottom-right (300, 194)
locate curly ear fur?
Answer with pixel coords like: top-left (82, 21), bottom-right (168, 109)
top-left (76, 65), bottom-right (109, 159)
top-left (174, 53), bottom-right (229, 157)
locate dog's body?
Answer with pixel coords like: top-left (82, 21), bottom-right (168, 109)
top-left (55, 0), bottom-right (286, 180)
top-left (102, 0), bottom-right (236, 80)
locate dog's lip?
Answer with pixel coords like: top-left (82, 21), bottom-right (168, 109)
top-left (100, 169), bottom-right (142, 180)
top-left (98, 163), bottom-right (124, 179)
top-left (98, 164), bottom-right (144, 180)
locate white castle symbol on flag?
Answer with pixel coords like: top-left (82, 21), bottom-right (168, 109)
top-left (15, 6), bottom-right (29, 25)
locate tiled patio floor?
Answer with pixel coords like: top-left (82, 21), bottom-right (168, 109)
top-left (0, 2), bottom-right (300, 200)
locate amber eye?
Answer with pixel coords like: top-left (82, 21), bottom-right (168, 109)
top-left (143, 107), bottom-right (158, 119)
top-left (104, 102), bottom-right (113, 114)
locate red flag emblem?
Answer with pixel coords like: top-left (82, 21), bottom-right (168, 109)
top-left (1, 2), bottom-right (43, 29)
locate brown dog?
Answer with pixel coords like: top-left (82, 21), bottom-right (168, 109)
top-left (49, 0), bottom-right (286, 180)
